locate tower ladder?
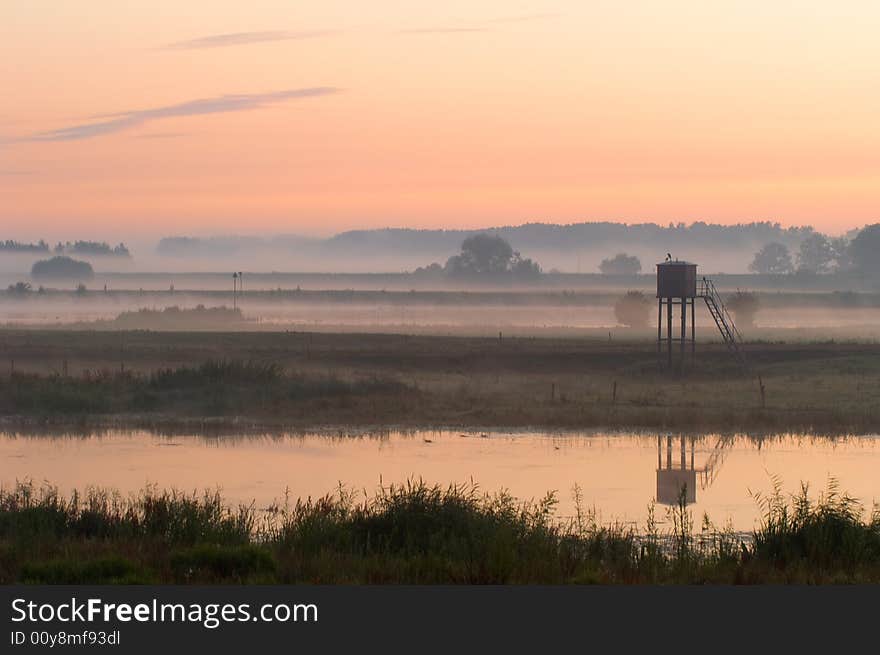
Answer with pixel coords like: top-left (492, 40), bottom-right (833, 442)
top-left (698, 277), bottom-right (749, 370)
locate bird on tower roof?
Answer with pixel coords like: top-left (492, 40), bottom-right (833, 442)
top-left (665, 253), bottom-right (672, 262)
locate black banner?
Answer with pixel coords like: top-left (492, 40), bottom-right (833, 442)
top-left (2, 586), bottom-right (875, 652)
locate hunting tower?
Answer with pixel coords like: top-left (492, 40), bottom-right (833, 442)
top-left (656, 258), bottom-right (748, 370)
top-left (656, 260), bottom-right (697, 367)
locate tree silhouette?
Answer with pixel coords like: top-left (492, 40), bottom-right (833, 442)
top-left (599, 253), bottom-right (642, 275)
top-left (31, 256), bottom-right (94, 281)
top-left (749, 243), bottom-right (793, 275)
top-left (796, 234), bottom-right (834, 274)
top-left (849, 224), bottom-right (880, 276)
top-left (444, 234), bottom-right (541, 279)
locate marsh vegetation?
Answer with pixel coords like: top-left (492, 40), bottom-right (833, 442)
top-left (1, 479), bottom-right (877, 584)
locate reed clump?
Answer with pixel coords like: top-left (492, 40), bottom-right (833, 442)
top-left (750, 478), bottom-right (880, 576)
top-left (1, 479), bottom-right (878, 584)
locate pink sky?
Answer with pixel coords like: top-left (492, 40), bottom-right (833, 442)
top-left (2, 1), bottom-right (879, 238)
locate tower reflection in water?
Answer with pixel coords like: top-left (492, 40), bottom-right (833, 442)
top-left (655, 434), bottom-right (733, 505)
top-left (656, 434), bottom-right (696, 504)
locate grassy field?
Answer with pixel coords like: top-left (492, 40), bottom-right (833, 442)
top-left (1, 479), bottom-right (877, 584)
top-left (3, 329), bottom-right (878, 584)
top-left (1, 329), bottom-right (880, 432)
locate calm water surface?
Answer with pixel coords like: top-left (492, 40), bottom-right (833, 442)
top-left (1, 430), bottom-right (878, 532)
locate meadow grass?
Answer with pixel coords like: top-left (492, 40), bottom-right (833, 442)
top-left (1, 479), bottom-right (878, 584)
top-left (3, 330), bottom-right (880, 432)
top-left (0, 360), bottom-right (413, 419)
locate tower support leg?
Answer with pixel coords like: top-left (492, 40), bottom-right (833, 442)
top-left (657, 299), bottom-right (662, 354)
top-left (680, 296), bottom-right (686, 360)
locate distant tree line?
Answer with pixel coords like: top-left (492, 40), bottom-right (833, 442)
top-left (155, 221), bottom-right (880, 279)
top-left (0, 239), bottom-right (130, 257)
top-left (748, 224), bottom-right (880, 276)
top-left (320, 220), bottom-right (820, 252)
top-left (596, 224), bottom-right (880, 279)
top-left (157, 221), bottom-right (824, 258)
top-left (0, 239), bottom-right (49, 253)
top-left (54, 241), bottom-right (130, 257)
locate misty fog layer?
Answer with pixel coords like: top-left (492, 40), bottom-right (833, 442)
top-left (4, 221), bottom-right (880, 337)
top-left (0, 221), bottom-right (857, 275)
top-left (4, 288), bottom-right (880, 339)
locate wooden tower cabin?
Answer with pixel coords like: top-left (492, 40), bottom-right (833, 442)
top-left (656, 257), bottom-right (748, 370)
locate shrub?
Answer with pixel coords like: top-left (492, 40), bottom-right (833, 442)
top-left (614, 291), bottom-right (651, 327)
top-left (31, 256), bottom-right (94, 281)
top-left (726, 290), bottom-right (759, 328)
top-left (600, 253), bottom-right (641, 275)
top-left (6, 282), bottom-right (32, 295)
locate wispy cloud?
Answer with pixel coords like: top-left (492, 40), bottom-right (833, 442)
top-left (134, 132), bottom-right (189, 139)
top-left (18, 87), bottom-right (339, 142)
top-left (398, 12), bottom-right (559, 35)
top-left (397, 27), bottom-right (487, 35)
top-left (0, 169), bottom-right (34, 176)
top-left (164, 30), bottom-right (334, 50)
top-left (488, 13), bottom-right (560, 24)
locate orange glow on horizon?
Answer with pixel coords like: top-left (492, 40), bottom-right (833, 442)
top-left (2, 1), bottom-right (879, 238)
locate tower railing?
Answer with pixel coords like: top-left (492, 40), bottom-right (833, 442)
top-left (698, 277), bottom-right (749, 369)
top-left (697, 435), bottom-right (735, 490)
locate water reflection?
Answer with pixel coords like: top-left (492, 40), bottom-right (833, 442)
top-left (1, 429), bottom-right (877, 532)
top-left (656, 435), bottom-right (696, 505)
top-left (655, 434), bottom-right (735, 505)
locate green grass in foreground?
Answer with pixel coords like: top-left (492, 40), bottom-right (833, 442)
top-left (1, 479), bottom-right (878, 584)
